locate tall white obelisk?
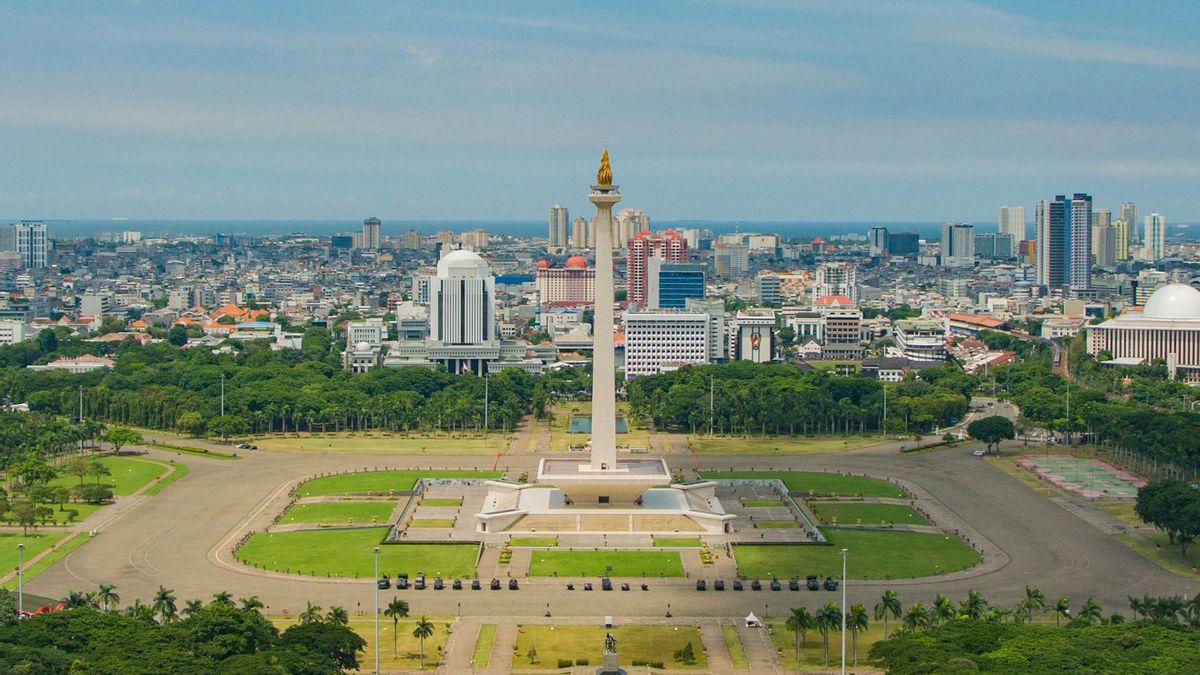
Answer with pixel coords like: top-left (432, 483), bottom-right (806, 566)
top-left (588, 148), bottom-right (620, 471)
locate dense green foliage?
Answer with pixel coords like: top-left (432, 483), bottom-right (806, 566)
top-left (0, 336), bottom-right (590, 434)
top-left (1136, 480), bottom-right (1200, 556)
top-left (0, 599), bottom-right (365, 673)
top-left (869, 620), bottom-right (1200, 674)
top-left (997, 346), bottom-right (1200, 471)
top-left (629, 361), bottom-right (974, 434)
top-left (968, 415), bottom-right (1015, 453)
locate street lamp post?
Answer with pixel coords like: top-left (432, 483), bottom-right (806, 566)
top-left (16, 544), bottom-right (24, 617)
top-left (373, 546), bottom-right (380, 674)
top-left (840, 548), bottom-right (848, 675)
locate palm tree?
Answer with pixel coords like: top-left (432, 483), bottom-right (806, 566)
top-left (412, 616), bottom-right (435, 668)
top-left (932, 594), bottom-right (955, 626)
top-left (1053, 597), bottom-right (1071, 627)
top-left (124, 599), bottom-right (155, 623)
top-left (874, 589), bottom-right (902, 638)
top-left (96, 583), bottom-right (119, 613)
top-left (984, 607), bottom-right (1013, 624)
top-left (902, 602), bottom-right (929, 632)
top-left (62, 590), bottom-right (93, 609)
top-left (211, 591), bottom-right (234, 607)
top-left (385, 598), bottom-right (410, 659)
top-left (785, 607), bottom-right (814, 668)
top-left (151, 585), bottom-right (177, 624)
top-left (326, 606), bottom-right (349, 626)
top-left (960, 589), bottom-right (988, 620)
top-left (183, 599), bottom-right (205, 618)
top-left (1021, 586), bottom-right (1046, 624)
top-left (847, 603), bottom-right (869, 666)
top-left (1150, 596), bottom-right (1185, 624)
top-left (814, 602), bottom-right (840, 667)
top-left (1129, 594), bottom-right (1154, 621)
top-left (1187, 593), bottom-right (1200, 625)
top-left (1076, 597), bottom-right (1103, 625)
top-left (299, 601), bottom-right (323, 625)
top-left (239, 596), bottom-right (264, 612)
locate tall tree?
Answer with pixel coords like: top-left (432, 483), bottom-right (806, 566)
top-left (151, 585), bottom-right (177, 624)
top-left (785, 606), bottom-right (814, 668)
top-left (96, 583), bottom-right (119, 612)
top-left (847, 603), bottom-right (869, 666)
top-left (875, 590), bottom-right (902, 638)
top-left (412, 616), bottom-right (434, 668)
top-left (385, 598), bottom-right (409, 659)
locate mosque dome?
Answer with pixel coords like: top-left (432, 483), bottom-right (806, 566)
top-left (565, 255), bottom-right (587, 269)
top-left (355, 341), bottom-right (371, 352)
top-left (1142, 283), bottom-right (1200, 319)
top-left (537, 259), bottom-right (550, 269)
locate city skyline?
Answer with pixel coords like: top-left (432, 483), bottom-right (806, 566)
top-left (2, 2), bottom-right (1199, 221)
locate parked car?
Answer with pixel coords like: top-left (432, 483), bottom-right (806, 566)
top-left (695, 580), bottom-right (706, 591)
top-left (806, 575), bottom-right (820, 590)
top-left (770, 578), bottom-right (782, 591)
top-left (713, 579), bottom-right (725, 591)
top-left (396, 577), bottom-right (409, 590)
top-left (470, 579), bottom-right (481, 590)
top-left (489, 579), bottom-right (501, 590)
top-left (508, 579), bottom-right (519, 590)
top-left (788, 578), bottom-right (800, 591)
top-left (452, 579), bottom-right (462, 590)
top-left (376, 576), bottom-right (390, 590)
top-left (973, 449), bottom-right (986, 456)
top-left (751, 579), bottom-right (762, 591)
top-left (732, 580), bottom-right (744, 591)
top-left (433, 578), bottom-right (444, 590)
top-left (602, 578), bottom-right (613, 591)
top-left (824, 577), bottom-right (839, 591)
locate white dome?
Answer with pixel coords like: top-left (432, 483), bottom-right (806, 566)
top-left (1142, 284), bottom-right (1200, 319)
top-left (355, 341), bottom-right (371, 351)
top-left (437, 248), bottom-right (491, 278)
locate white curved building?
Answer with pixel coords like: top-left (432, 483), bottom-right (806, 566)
top-left (1087, 283), bottom-right (1200, 383)
top-left (429, 248), bottom-right (496, 346)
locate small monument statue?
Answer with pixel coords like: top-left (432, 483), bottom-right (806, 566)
top-left (596, 630), bottom-right (625, 674)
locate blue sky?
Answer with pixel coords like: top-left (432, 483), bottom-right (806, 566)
top-left (2, 1), bottom-right (1198, 223)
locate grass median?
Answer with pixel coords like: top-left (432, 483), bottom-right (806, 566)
top-left (237, 528), bottom-right (478, 578)
top-left (527, 550), bottom-right (683, 577)
top-left (734, 529), bottom-right (978, 580)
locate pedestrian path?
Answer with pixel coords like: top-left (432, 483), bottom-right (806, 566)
top-left (698, 619), bottom-right (734, 673)
top-left (736, 622), bottom-right (781, 674)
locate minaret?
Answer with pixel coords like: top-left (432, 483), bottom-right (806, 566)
top-left (588, 148), bottom-right (620, 471)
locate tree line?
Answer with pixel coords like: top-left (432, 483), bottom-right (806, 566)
top-left (0, 336), bottom-right (591, 437)
top-left (628, 360), bottom-right (976, 435)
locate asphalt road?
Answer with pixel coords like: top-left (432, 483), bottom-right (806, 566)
top-left (27, 429), bottom-right (1192, 622)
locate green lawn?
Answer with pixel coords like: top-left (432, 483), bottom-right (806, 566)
top-left (409, 519), bottom-right (455, 528)
top-left (767, 619), bottom-right (888, 671)
top-left (49, 456), bottom-right (171, 496)
top-left (512, 625), bottom-right (707, 670)
top-left (237, 528), bottom-right (478, 578)
top-left (421, 498), bottom-right (462, 507)
top-left (149, 441), bottom-right (238, 460)
top-left (742, 499), bottom-right (786, 507)
top-left (722, 624), bottom-right (750, 670)
top-left (702, 471), bottom-right (906, 498)
top-left (509, 537), bottom-right (558, 547)
top-left (0, 531), bottom-right (69, 574)
top-left (809, 502), bottom-right (929, 526)
top-left (754, 520), bottom-right (798, 529)
top-left (279, 501), bottom-right (395, 525)
top-left (272, 615), bottom-right (450, 672)
top-left (527, 550), bottom-right (684, 577)
top-left (2, 533), bottom-right (89, 591)
top-left (653, 538), bottom-right (702, 547)
top-left (473, 623), bottom-right (496, 669)
top-left (297, 470), bottom-right (501, 497)
top-left (256, 434), bottom-right (508, 455)
top-left (42, 502), bottom-right (104, 524)
top-left (141, 461), bottom-right (190, 496)
top-left (689, 435), bottom-right (884, 455)
top-left (734, 529), bottom-right (979, 580)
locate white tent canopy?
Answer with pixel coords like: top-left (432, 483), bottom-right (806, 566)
top-left (744, 612), bottom-right (762, 627)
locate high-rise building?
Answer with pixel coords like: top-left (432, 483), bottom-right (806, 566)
top-left (360, 217), bottom-right (381, 250)
top-left (712, 243), bottom-right (748, 277)
top-left (1069, 193), bottom-right (1093, 292)
top-left (615, 208), bottom-right (648, 248)
top-left (940, 222), bottom-right (975, 267)
top-left (1144, 212), bottom-right (1166, 262)
top-left (1092, 225), bottom-right (1117, 267)
top-left (1036, 196), bottom-right (1069, 289)
top-left (1093, 209), bottom-right (1111, 229)
top-left (429, 249), bottom-right (496, 347)
top-left (812, 262), bottom-right (858, 302)
top-left (757, 273), bottom-right (782, 305)
top-left (998, 206), bottom-right (1026, 241)
top-left (535, 256), bottom-right (595, 304)
top-left (570, 216), bottom-right (587, 249)
top-left (1120, 202), bottom-right (1138, 244)
top-left (887, 232), bottom-right (919, 256)
top-left (647, 260), bottom-right (705, 309)
top-left (402, 229), bottom-right (423, 249)
top-left (460, 228), bottom-right (489, 250)
top-left (730, 310), bottom-right (776, 363)
top-left (13, 221), bottom-right (47, 269)
top-left (548, 204), bottom-right (569, 252)
top-left (868, 226), bottom-right (889, 257)
top-left (1112, 220), bottom-right (1129, 261)
top-left (627, 229), bottom-right (688, 307)
top-left (975, 232), bottom-right (1015, 259)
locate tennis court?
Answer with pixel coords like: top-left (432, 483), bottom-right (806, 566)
top-left (1017, 455), bottom-right (1145, 499)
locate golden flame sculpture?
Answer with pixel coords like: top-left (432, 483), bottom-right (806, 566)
top-left (596, 147), bottom-right (613, 186)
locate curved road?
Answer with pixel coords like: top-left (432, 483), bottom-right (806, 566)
top-left (27, 436), bottom-right (1192, 620)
